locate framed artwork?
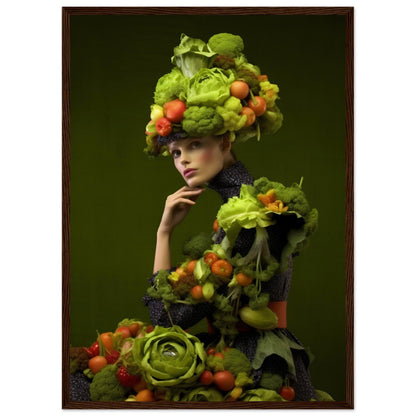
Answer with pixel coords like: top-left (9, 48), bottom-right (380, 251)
top-left (63, 7), bottom-right (353, 409)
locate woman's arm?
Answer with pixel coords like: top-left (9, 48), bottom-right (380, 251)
top-left (153, 186), bottom-right (205, 273)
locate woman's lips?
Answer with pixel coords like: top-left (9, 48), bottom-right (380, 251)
top-left (183, 168), bottom-right (197, 178)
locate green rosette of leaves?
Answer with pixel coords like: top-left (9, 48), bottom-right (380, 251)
top-left (132, 325), bottom-right (206, 388)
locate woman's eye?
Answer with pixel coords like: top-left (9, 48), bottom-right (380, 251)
top-left (171, 150), bottom-right (180, 158)
top-left (191, 141), bottom-right (202, 149)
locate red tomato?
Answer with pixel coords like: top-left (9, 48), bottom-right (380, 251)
top-left (240, 107), bottom-right (256, 126)
top-left (164, 99), bottom-right (187, 123)
top-left (155, 117), bottom-right (172, 137)
top-left (213, 370), bottom-right (235, 391)
top-left (88, 356), bottom-right (107, 374)
top-left (115, 326), bottom-right (131, 339)
top-left (199, 370), bottom-right (214, 385)
top-left (214, 352), bottom-right (224, 359)
top-left (191, 285), bottom-right (204, 300)
top-left (211, 259), bottom-right (233, 279)
top-left (280, 386), bottom-right (295, 401)
top-left (230, 81), bottom-right (249, 99)
top-left (213, 218), bottom-right (219, 233)
top-left (204, 252), bottom-right (219, 266)
top-left (248, 96), bottom-right (267, 116)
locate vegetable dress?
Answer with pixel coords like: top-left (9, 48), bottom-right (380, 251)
top-left (143, 160), bottom-right (318, 401)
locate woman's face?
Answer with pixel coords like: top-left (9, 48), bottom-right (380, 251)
top-left (168, 136), bottom-right (231, 187)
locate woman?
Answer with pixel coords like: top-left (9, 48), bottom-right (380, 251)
top-left (142, 33), bottom-right (325, 401)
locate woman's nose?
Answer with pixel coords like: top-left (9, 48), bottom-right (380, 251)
top-left (180, 152), bottom-right (190, 165)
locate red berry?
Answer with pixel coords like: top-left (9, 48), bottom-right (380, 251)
top-left (117, 366), bottom-right (141, 387)
top-left (105, 350), bottom-right (120, 364)
top-left (86, 342), bottom-right (99, 358)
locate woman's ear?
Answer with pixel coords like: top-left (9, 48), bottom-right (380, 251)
top-left (221, 135), bottom-right (232, 153)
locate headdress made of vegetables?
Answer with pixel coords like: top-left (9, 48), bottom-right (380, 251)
top-left (144, 33), bottom-right (284, 157)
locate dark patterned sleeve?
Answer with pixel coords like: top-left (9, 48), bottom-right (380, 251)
top-left (142, 273), bottom-right (215, 328)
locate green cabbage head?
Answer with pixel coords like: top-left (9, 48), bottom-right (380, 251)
top-left (132, 325), bottom-right (206, 388)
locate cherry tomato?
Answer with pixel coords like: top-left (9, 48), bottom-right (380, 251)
top-left (211, 259), bottom-right (233, 278)
top-left (145, 325), bottom-right (155, 333)
top-left (214, 352), bottom-right (224, 359)
top-left (213, 218), bottom-right (219, 232)
top-left (257, 74), bottom-right (268, 82)
top-left (280, 386), bottom-right (295, 401)
top-left (128, 323), bottom-right (141, 337)
top-left (236, 273), bottom-right (253, 286)
top-left (155, 117), bottom-right (172, 137)
top-left (135, 389), bottom-right (156, 402)
top-left (191, 285), bottom-right (204, 300)
top-left (88, 356), bottom-right (107, 374)
top-left (230, 80), bottom-right (250, 99)
top-left (199, 370), bottom-right (214, 385)
top-left (164, 99), bottom-right (187, 123)
top-left (186, 259), bottom-right (197, 274)
top-left (204, 252), bottom-right (219, 266)
top-left (213, 370), bottom-right (235, 391)
top-left (248, 96), bottom-right (267, 116)
top-left (115, 326), bottom-right (131, 339)
top-left (240, 107), bottom-right (256, 126)
top-left (206, 347), bottom-right (216, 356)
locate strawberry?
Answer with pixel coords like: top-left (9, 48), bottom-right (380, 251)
top-left (105, 350), bottom-right (120, 364)
top-left (86, 342), bottom-right (99, 358)
top-left (117, 366), bottom-right (141, 387)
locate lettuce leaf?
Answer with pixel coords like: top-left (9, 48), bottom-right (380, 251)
top-left (187, 67), bottom-right (235, 107)
top-left (171, 33), bottom-right (217, 78)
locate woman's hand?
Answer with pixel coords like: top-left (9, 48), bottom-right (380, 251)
top-left (158, 186), bottom-right (205, 236)
top-left (153, 186), bottom-right (205, 273)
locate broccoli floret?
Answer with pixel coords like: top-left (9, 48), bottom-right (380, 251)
top-left (259, 371), bottom-right (284, 391)
top-left (216, 96), bottom-right (247, 134)
top-left (223, 348), bottom-right (253, 377)
top-left (70, 347), bottom-right (90, 374)
top-left (258, 106), bottom-right (284, 136)
top-left (182, 106), bottom-right (224, 137)
top-left (89, 364), bottom-right (129, 402)
top-left (182, 232), bottom-right (213, 259)
top-left (208, 33), bottom-right (244, 58)
top-left (154, 67), bottom-right (188, 106)
top-left (248, 292), bottom-right (270, 310)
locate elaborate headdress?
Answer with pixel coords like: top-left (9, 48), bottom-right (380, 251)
top-left (144, 33), bottom-right (283, 157)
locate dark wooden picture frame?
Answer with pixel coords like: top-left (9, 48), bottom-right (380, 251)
top-left (62, 6), bottom-right (353, 409)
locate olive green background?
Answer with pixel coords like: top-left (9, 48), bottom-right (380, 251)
top-left (69, 14), bottom-right (346, 401)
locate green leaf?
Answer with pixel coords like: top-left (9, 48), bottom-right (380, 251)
top-left (252, 331), bottom-right (302, 376)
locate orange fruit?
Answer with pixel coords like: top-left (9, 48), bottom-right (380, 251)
top-left (136, 389), bottom-right (156, 402)
top-left (236, 273), bottom-right (253, 286)
top-left (88, 356), bottom-right (107, 374)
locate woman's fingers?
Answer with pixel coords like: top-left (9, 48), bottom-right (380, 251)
top-left (167, 198), bottom-right (196, 208)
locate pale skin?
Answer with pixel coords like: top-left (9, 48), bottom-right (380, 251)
top-left (153, 136), bottom-right (236, 273)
